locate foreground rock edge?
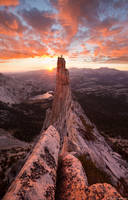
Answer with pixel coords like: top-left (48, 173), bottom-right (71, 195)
top-left (3, 125), bottom-right (60, 200)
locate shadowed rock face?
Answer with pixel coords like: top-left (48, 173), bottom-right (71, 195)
top-left (3, 126), bottom-right (60, 200)
top-left (56, 154), bottom-right (124, 200)
top-left (55, 153), bottom-right (88, 199)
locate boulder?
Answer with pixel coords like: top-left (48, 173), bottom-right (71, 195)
top-left (56, 153), bottom-right (88, 199)
top-left (85, 183), bottom-right (125, 200)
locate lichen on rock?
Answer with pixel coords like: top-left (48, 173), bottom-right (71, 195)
top-left (3, 125), bottom-right (60, 200)
top-left (55, 153), bottom-right (88, 200)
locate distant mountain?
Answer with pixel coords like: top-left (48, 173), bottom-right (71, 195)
top-left (69, 67), bottom-right (128, 91)
top-left (1, 67), bottom-right (128, 104)
top-left (69, 67), bottom-right (128, 78)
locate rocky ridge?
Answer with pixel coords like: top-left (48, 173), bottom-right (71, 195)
top-left (3, 57), bottom-right (128, 199)
top-left (44, 57), bottom-right (128, 197)
top-left (3, 126), bottom-right (60, 200)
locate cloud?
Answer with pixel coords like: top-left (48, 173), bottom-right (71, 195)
top-left (0, 0), bottom-right (128, 65)
top-left (20, 7), bottom-right (70, 56)
top-left (0, 0), bottom-right (19, 6)
top-left (51, 1), bottom-right (119, 54)
top-left (21, 8), bottom-right (55, 33)
top-left (52, 0), bottom-right (99, 38)
top-left (50, 0), bottom-right (128, 64)
top-left (107, 56), bottom-right (128, 64)
top-left (47, 0), bottom-right (101, 56)
top-left (0, 7), bottom-right (56, 60)
top-left (0, 10), bottom-right (26, 36)
top-left (0, 36), bottom-right (49, 59)
top-left (93, 38), bottom-right (128, 64)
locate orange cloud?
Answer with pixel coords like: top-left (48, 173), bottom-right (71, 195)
top-left (0, 35), bottom-right (49, 60)
top-left (0, 0), bottom-right (128, 65)
top-left (87, 38), bottom-right (103, 48)
top-left (57, 0), bottom-right (79, 38)
top-left (97, 26), bottom-right (122, 37)
top-left (111, 47), bottom-right (128, 57)
top-left (9, 19), bottom-right (18, 30)
top-left (80, 45), bottom-right (90, 55)
top-left (0, 0), bottom-right (19, 6)
top-left (93, 40), bottom-right (128, 63)
top-left (21, 8), bottom-right (55, 33)
top-left (0, 10), bottom-right (26, 36)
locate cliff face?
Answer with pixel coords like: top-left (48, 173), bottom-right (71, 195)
top-left (43, 56), bottom-right (72, 145)
top-left (51, 57), bottom-right (70, 125)
top-left (3, 57), bottom-right (128, 199)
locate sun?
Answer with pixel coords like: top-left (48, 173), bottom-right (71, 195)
top-left (48, 66), bottom-right (54, 71)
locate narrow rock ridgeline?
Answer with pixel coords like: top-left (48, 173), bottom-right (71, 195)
top-left (43, 56), bottom-right (72, 145)
top-left (51, 57), bottom-right (70, 125)
top-left (3, 126), bottom-right (60, 200)
top-left (3, 57), bottom-right (128, 199)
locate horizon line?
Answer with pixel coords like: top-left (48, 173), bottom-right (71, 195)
top-left (1, 66), bottom-right (128, 74)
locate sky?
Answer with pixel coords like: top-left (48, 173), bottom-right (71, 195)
top-left (0, 0), bottom-right (128, 72)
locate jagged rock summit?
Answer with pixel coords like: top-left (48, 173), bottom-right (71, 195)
top-left (3, 57), bottom-right (128, 199)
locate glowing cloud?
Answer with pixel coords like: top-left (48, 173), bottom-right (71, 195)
top-left (0, 0), bottom-right (19, 6)
top-left (0, 0), bottom-right (128, 71)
